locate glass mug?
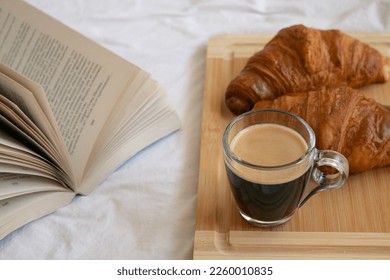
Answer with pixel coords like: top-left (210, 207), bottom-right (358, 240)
top-left (223, 109), bottom-right (349, 227)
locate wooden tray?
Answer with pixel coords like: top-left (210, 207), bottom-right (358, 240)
top-left (193, 33), bottom-right (390, 259)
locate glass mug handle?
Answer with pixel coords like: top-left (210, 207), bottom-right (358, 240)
top-left (299, 149), bottom-right (349, 207)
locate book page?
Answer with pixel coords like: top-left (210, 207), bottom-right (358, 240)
top-left (0, 64), bottom-right (73, 175)
top-left (0, 128), bottom-right (67, 187)
top-left (0, 107), bottom-right (73, 182)
top-left (0, 94), bottom-right (59, 162)
top-left (82, 76), bottom-right (181, 192)
top-left (0, 173), bottom-right (65, 200)
top-left (0, 186), bottom-right (74, 240)
top-left (0, 1), bottom-right (149, 188)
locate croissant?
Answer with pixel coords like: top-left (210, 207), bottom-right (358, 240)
top-left (226, 24), bottom-right (389, 115)
top-left (253, 86), bottom-right (390, 174)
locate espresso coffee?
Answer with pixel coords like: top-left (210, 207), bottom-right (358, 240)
top-left (227, 124), bottom-right (312, 223)
top-left (224, 110), bottom-right (348, 227)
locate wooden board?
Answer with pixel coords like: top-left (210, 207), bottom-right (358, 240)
top-left (193, 33), bottom-right (390, 259)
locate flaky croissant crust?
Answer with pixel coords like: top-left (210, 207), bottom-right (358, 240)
top-left (254, 87), bottom-right (390, 173)
top-left (226, 24), bottom-right (389, 115)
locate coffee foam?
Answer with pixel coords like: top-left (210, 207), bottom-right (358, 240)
top-left (228, 124), bottom-right (313, 184)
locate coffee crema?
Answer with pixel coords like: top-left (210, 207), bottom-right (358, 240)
top-left (230, 123), bottom-right (308, 166)
top-left (228, 123), bottom-right (312, 184)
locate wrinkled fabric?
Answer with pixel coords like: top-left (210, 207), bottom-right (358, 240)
top-left (0, 0), bottom-right (389, 259)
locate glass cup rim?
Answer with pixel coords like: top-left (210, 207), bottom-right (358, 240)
top-left (223, 109), bottom-right (316, 170)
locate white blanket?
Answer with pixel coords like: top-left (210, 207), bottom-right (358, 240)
top-left (1, 0), bottom-right (389, 259)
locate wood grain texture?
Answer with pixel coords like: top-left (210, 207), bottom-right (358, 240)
top-left (193, 33), bottom-right (390, 259)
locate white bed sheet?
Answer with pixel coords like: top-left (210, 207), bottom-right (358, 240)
top-left (1, 0), bottom-right (389, 259)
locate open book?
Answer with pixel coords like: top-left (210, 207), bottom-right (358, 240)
top-left (0, 1), bottom-right (180, 239)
